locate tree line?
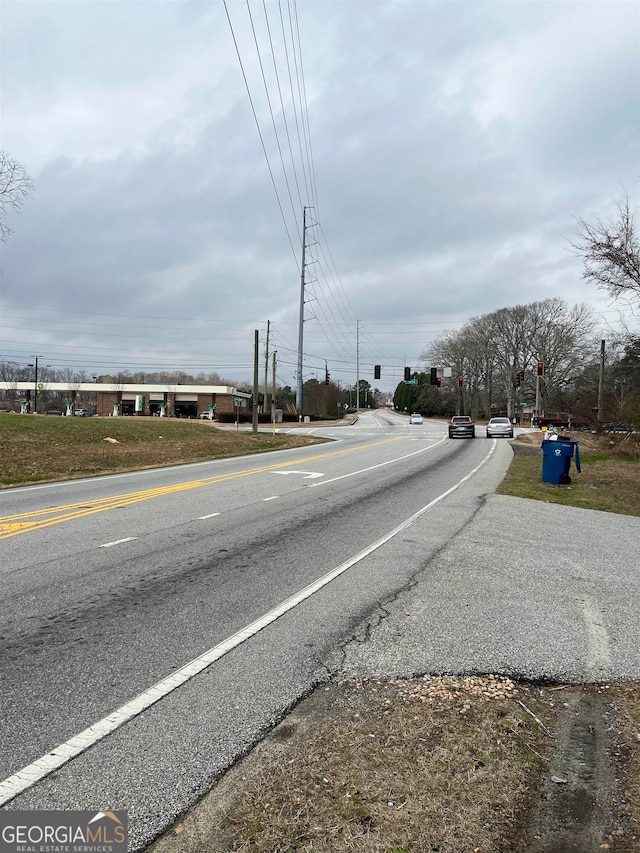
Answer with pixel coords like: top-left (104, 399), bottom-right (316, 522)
top-left (393, 297), bottom-right (639, 428)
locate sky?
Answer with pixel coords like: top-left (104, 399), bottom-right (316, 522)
top-left (0, 0), bottom-right (638, 394)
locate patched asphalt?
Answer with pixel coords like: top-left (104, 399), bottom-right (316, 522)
top-left (339, 493), bottom-right (640, 683)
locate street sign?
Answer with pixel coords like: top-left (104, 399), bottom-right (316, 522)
top-left (404, 379), bottom-right (418, 385)
top-left (233, 397), bottom-right (243, 405)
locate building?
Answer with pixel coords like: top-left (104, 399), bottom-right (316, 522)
top-left (0, 382), bottom-right (251, 418)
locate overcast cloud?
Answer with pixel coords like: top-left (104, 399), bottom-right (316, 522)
top-left (0, 0), bottom-right (638, 392)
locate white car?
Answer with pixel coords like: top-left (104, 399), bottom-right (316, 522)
top-left (486, 417), bottom-right (514, 438)
top-left (409, 413), bottom-right (423, 425)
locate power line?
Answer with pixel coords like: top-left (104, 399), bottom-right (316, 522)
top-left (222, 0), bottom-right (298, 263)
top-left (262, 0), bottom-right (305, 212)
top-left (245, 0), bottom-right (300, 235)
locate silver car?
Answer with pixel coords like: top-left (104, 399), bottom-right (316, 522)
top-left (486, 417), bottom-right (514, 438)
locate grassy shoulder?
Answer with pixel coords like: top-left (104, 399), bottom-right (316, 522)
top-left (0, 414), bottom-right (326, 487)
top-left (497, 431), bottom-right (640, 516)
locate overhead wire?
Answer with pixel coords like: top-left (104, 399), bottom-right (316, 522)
top-left (245, 0), bottom-right (300, 239)
top-left (278, 0), bottom-right (313, 206)
top-left (228, 0), bottom-right (431, 382)
top-left (222, 0), bottom-right (298, 264)
top-left (262, 0), bottom-right (305, 212)
top-left (291, 0), bottom-right (320, 214)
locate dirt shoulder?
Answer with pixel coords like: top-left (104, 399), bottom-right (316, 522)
top-left (149, 677), bottom-right (639, 853)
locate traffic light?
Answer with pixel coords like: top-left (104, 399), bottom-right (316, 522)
top-left (536, 361), bottom-right (544, 377)
top-left (374, 364), bottom-right (381, 379)
top-left (325, 364), bottom-right (330, 385)
top-left (430, 367), bottom-right (437, 385)
top-left (436, 376), bottom-right (442, 388)
top-left (458, 376), bottom-right (463, 388)
top-left (516, 369), bottom-right (525, 386)
top-left (404, 366), bottom-right (411, 381)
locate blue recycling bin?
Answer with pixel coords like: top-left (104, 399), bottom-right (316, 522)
top-left (541, 438), bottom-right (581, 484)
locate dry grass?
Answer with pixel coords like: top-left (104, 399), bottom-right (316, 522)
top-left (154, 679), bottom-right (640, 853)
top-left (497, 432), bottom-right (640, 516)
top-left (223, 679), bottom-right (535, 853)
top-left (607, 685), bottom-right (640, 846)
top-left (0, 414), bottom-right (324, 487)
top-left (162, 676), bottom-right (551, 853)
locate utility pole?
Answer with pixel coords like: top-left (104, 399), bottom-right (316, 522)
top-left (597, 339), bottom-right (605, 427)
top-left (34, 355), bottom-right (39, 414)
top-left (271, 351), bottom-right (277, 434)
top-left (252, 329), bottom-right (259, 434)
top-left (295, 207), bottom-right (308, 418)
top-left (356, 320), bottom-right (360, 410)
top-left (28, 355), bottom-right (41, 413)
top-left (263, 320), bottom-right (270, 415)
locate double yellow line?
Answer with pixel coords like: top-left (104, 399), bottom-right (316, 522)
top-left (0, 436), bottom-right (401, 540)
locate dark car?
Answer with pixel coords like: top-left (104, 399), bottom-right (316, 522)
top-left (448, 415), bottom-right (475, 438)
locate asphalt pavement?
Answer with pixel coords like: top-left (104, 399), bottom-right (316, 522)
top-left (275, 416), bottom-right (639, 683)
top-left (339, 491), bottom-right (640, 683)
top-left (147, 432), bottom-right (640, 853)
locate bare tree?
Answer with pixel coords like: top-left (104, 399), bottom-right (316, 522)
top-left (0, 151), bottom-right (33, 241)
top-left (420, 299), bottom-right (594, 418)
top-left (572, 192), bottom-right (640, 305)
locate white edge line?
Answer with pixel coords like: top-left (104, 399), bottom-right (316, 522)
top-left (99, 537), bottom-right (137, 548)
top-left (0, 441), bottom-right (495, 807)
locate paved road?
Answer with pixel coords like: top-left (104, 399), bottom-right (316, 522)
top-left (339, 492), bottom-right (640, 683)
top-left (1, 410), bottom-right (638, 851)
top-left (0, 411), bottom-right (505, 846)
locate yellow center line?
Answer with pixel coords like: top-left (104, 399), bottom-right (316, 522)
top-left (0, 436), bottom-right (402, 540)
